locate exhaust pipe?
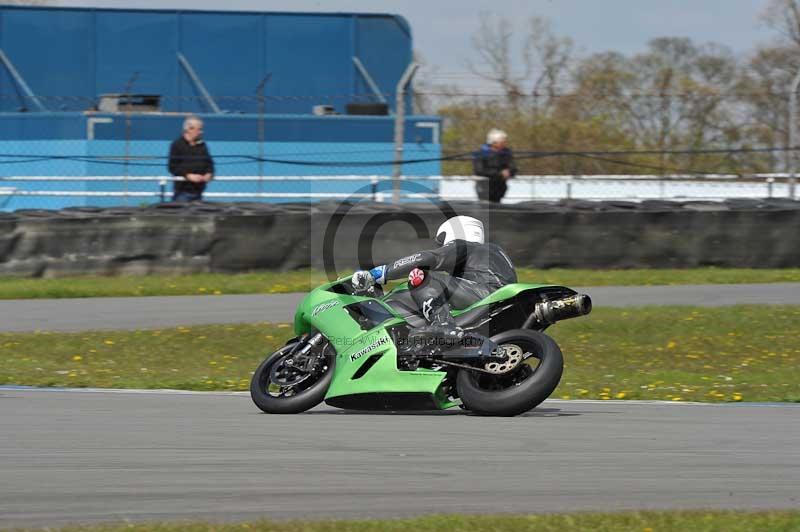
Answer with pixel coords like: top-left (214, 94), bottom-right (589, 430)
top-left (524, 294), bottom-right (592, 328)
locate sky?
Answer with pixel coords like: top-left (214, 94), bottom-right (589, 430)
top-left (49, 0), bottom-right (778, 91)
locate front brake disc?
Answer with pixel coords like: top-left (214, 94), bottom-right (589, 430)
top-left (269, 356), bottom-right (310, 387)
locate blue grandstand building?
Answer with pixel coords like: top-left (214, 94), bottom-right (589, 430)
top-left (0, 6), bottom-right (442, 210)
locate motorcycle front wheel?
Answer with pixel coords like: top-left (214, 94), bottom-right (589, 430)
top-left (250, 340), bottom-right (335, 414)
top-left (456, 329), bottom-right (563, 417)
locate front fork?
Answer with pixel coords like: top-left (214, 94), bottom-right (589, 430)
top-left (285, 332), bottom-right (326, 373)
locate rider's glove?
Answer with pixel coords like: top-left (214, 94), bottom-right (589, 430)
top-left (351, 270), bottom-right (375, 291)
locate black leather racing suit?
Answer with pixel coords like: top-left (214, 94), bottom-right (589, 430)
top-left (371, 240), bottom-right (517, 322)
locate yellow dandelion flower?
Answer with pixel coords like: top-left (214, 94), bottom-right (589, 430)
top-left (72, 355), bottom-right (83, 361)
top-left (615, 392), bottom-right (626, 399)
top-left (666, 341), bottom-right (677, 349)
top-left (104, 340), bottom-right (114, 345)
top-left (732, 393), bottom-right (743, 401)
top-left (213, 290), bottom-right (222, 295)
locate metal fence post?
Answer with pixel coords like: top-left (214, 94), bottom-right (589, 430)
top-left (123, 72), bottom-right (139, 207)
top-left (789, 69), bottom-right (800, 200)
top-left (255, 74), bottom-right (271, 200)
top-left (392, 62), bottom-right (419, 204)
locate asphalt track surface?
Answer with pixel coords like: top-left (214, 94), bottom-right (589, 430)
top-left (4, 284), bottom-right (799, 527)
top-left (1, 388), bottom-right (799, 528)
top-left (3, 283), bottom-right (800, 332)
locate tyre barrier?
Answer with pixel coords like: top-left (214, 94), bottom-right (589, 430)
top-left (0, 199), bottom-right (799, 277)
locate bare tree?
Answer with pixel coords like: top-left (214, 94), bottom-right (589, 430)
top-left (762, 0), bottom-right (800, 48)
top-left (525, 17), bottom-right (574, 107)
top-left (468, 14), bottom-right (573, 110)
top-left (738, 45), bottom-right (800, 172)
top-left (570, 38), bottom-right (740, 169)
top-left (468, 13), bottom-right (528, 103)
top-left (754, 0), bottom-right (800, 172)
top-left (411, 50), bottom-right (469, 116)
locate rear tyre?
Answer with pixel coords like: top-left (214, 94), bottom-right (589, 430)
top-left (250, 341), bottom-right (334, 414)
top-left (456, 329), bottom-right (563, 417)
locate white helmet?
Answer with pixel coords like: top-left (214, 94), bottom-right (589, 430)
top-left (435, 216), bottom-right (484, 245)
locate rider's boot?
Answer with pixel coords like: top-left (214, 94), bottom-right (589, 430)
top-left (407, 268), bottom-right (463, 343)
top-left (411, 297), bottom-right (464, 341)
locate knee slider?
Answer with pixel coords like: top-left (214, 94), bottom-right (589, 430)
top-left (407, 267), bottom-right (427, 288)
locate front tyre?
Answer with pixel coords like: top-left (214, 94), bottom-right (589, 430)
top-left (456, 329), bottom-right (563, 417)
top-left (250, 341), bottom-right (334, 414)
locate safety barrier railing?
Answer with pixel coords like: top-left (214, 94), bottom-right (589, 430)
top-left (0, 174), bottom-right (793, 204)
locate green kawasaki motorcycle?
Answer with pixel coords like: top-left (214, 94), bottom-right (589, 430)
top-left (250, 277), bottom-right (591, 416)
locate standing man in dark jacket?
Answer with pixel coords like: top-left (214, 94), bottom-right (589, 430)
top-left (473, 128), bottom-right (517, 203)
top-left (168, 116), bottom-right (214, 202)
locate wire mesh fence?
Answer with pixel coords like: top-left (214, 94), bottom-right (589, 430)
top-left (0, 92), bottom-right (799, 210)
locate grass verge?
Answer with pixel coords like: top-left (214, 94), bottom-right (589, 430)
top-left (2, 267), bottom-right (800, 300)
top-left (1, 306), bottom-right (798, 403)
top-left (16, 511), bottom-right (800, 532)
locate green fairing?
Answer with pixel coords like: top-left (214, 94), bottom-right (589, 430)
top-left (292, 279), bottom-right (451, 407)
top-left (453, 283), bottom-right (556, 313)
top-left (291, 278), bottom-right (562, 409)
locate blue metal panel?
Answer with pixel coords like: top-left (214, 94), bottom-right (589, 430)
top-left (264, 14), bottom-right (354, 114)
top-left (0, 114), bottom-right (86, 140)
top-left (94, 11), bottom-right (178, 98)
top-left (0, 6), bottom-right (416, 115)
top-left (177, 13), bottom-right (262, 114)
top-left (0, 139), bottom-right (87, 176)
top-left (0, 9), bottom-right (94, 111)
top-left (0, 113), bottom-right (440, 143)
top-left (355, 15), bottom-right (413, 112)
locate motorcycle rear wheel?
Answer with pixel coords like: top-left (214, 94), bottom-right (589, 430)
top-left (456, 329), bottom-right (563, 417)
top-left (250, 341), bottom-right (334, 414)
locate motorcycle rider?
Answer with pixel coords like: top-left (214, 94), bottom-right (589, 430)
top-left (351, 216), bottom-right (517, 338)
